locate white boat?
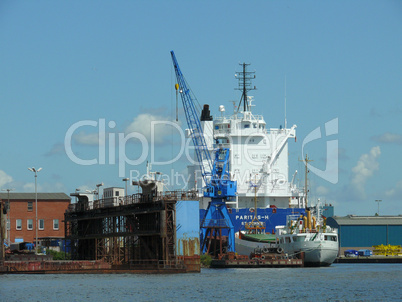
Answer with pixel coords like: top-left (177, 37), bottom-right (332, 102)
top-left (275, 155), bottom-right (339, 266)
top-left (275, 179), bottom-right (339, 267)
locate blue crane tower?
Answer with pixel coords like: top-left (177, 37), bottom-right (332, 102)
top-left (170, 51), bottom-right (237, 256)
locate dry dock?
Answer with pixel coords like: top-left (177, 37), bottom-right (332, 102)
top-left (0, 259), bottom-right (191, 274)
top-left (0, 188), bottom-right (201, 274)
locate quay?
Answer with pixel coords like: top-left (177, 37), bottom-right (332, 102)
top-left (335, 256), bottom-right (402, 264)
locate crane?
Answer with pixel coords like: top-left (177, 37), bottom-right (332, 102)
top-left (171, 51), bottom-right (237, 256)
top-left (170, 51), bottom-right (212, 180)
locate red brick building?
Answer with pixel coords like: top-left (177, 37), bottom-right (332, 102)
top-left (0, 192), bottom-right (70, 245)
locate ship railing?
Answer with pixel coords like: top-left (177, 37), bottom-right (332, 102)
top-left (269, 128), bottom-right (291, 135)
top-left (286, 214), bottom-right (301, 224)
top-left (212, 127), bottom-right (293, 136)
top-left (293, 226), bottom-right (338, 234)
top-left (213, 143), bottom-right (230, 149)
top-left (214, 129), bottom-right (232, 135)
top-left (161, 190), bottom-right (199, 201)
top-left (200, 218), bottom-right (232, 229)
top-left (215, 114), bottom-right (265, 122)
top-left (245, 221), bottom-right (266, 229)
top-left (66, 190), bottom-right (200, 212)
top-left (214, 128), bottom-right (268, 135)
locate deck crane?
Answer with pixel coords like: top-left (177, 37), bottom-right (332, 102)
top-left (170, 51), bottom-right (237, 256)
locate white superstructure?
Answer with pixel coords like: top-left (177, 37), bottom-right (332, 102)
top-left (103, 187), bottom-right (125, 207)
top-left (188, 96), bottom-right (305, 210)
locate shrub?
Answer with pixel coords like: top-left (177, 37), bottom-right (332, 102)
top-left (200, 254), bottom-right (212, 267)
top-left (46, 249), bottom-right (70, 260)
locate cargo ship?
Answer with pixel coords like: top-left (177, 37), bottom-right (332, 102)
top-left (186, 63), bottom-right (309, 235)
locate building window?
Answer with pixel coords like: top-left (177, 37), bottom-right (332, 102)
top-left (53, 219), bottom-right (59, 230)
top-left (28, 201), bottom-right (33, 211)
top-left (7, 219), bottom-right (10, 230)
top-left (27, 219), bottom-right (33, 230)
top-left (115, 191), bottom-right (119, 197)
top-left (39, 219), bottom-right (44, 230)
top-left (16, 219), bottom-right (22, 230)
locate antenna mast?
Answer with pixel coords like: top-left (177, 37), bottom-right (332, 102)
top-left (284, 76), bottom-right (287, 129)
top-left (301, 154), bottom-right (313, 209)
top-left (235, 63), bottom-right (256, 112)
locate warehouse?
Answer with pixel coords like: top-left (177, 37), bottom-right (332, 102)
top-left (326, 215), bottom-right (402, 254)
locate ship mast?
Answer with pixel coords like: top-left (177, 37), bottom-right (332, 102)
top-left (302, 154), bottom-right (313, 209)
top-left (235, 63), bottom-right (256, 112)
top-left (245, 175), bottom-right (265, 234)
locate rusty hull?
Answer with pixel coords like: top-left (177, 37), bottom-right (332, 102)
top-left (0, 259), bottom-right (197, 274)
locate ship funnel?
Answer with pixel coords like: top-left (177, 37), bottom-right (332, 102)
top-left (200, 104), bottom-right (213, 121)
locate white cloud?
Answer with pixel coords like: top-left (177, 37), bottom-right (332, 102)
top-left (73, 132), bottom-right (105, 146)
top-left (42, 182), bottom-right (66, 192)
top-left (316, 185), bottom-right (329, 196)
top-left (23, 183), bottom-right (35, 192)
top-left (77, 185), bottom-right (93, 193)
top-left (351, 146), bottom-right (381, 197)
top-left (68, 114), bottom-right (179, 148)
top-left (125, 113), bottom-right (177, 145)
top-left (338, 148), bottom-right (349, 160)
top-left (0, 170), bottom-right (13, 187)
top-left (371, 133), bottom-right (402, 145)
top-left (22, 182), bottom-right (65, 193)
top-left (45, 143), bottom-right (65, 156)
top-left (385, 179), bottom-right (402, 198)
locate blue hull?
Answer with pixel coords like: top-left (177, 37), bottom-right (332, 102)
top-left (200, 207), bottom-right (306, 234)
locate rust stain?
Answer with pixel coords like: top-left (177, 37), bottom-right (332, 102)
top-left (178, 236), bottom-right (200, 256)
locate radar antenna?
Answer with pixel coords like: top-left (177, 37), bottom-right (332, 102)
top-left (235, 63), bottom-right (256, 112)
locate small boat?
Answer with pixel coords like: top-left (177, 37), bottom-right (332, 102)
top-left (235, 231), bottom-right (278, 256)
top-left (275, 207), bottom-right (339, 266)
top-left (235, 180), bottom-right (280, 256)
top-left (275, 155), bottom-right (339, 266)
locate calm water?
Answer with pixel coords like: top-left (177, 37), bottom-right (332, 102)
top-left (1, 264), bottom-right (401, 301)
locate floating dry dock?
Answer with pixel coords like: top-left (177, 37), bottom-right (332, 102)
top-left (0, 185), bottom-right (201, 274)
top-left (0, 259), bottom-right (190, 274)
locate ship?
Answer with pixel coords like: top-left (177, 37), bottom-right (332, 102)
top-left (274, 155), bottom-right (339, 266)
top-left (185, 63), bottom-right (308, 234)
top-left (275, 202), bottom-right (339, 266)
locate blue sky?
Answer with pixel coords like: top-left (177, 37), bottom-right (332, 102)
top-left (0, 0), bottom-right (401, 216)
